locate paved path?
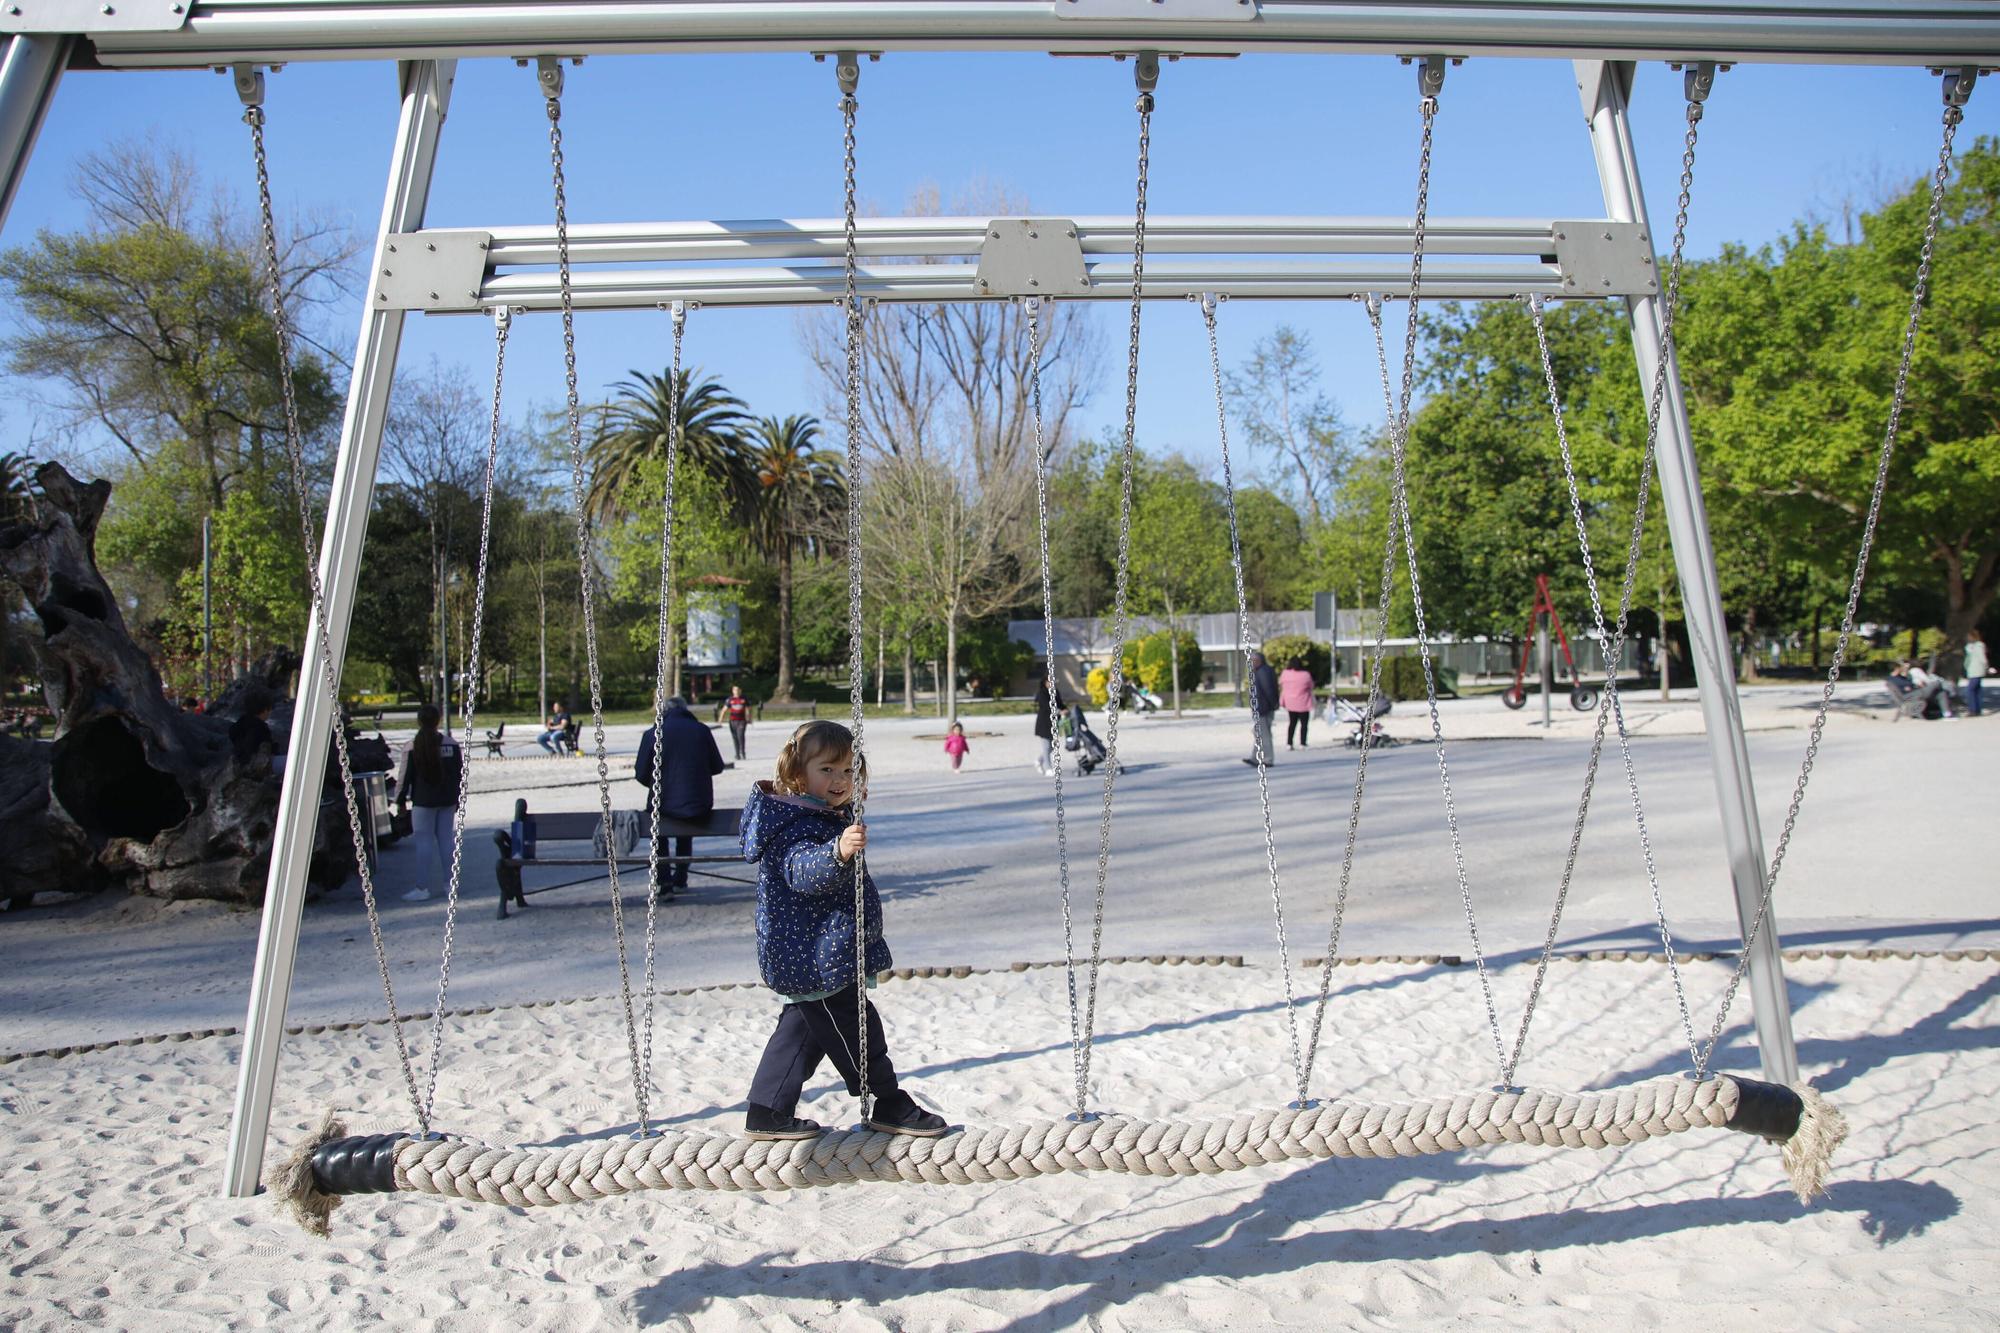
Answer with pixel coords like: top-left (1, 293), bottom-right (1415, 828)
top-left (4, 681), bottom-right (1994, 1047)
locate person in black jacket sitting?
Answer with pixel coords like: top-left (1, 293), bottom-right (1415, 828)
top-left (635, 695), bottom-right (726, 894)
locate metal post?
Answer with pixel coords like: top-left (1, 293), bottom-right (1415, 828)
top-left (202, 513), bottom-right (213, 703)
top-left (1538, 618), bottom-right (1552, 729)
top-left (224, 58), bottom-right (455, 1198)
top-left (1577, 59), bottom-right (1797, 1085)
top-left (0, 34), bottom-right (69, 232)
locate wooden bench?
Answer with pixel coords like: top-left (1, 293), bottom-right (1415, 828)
top-left (491, 803), bottom-right (745, 919)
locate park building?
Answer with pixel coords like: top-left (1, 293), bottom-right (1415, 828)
top-left (1002, 609), bottom-right (1636, 702)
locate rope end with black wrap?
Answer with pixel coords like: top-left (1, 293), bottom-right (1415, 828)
top-left (1716, 1075), bottom-right (1848, 1204)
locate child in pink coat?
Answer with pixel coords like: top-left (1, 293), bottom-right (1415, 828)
top-left (943, 721), bottom-right (969, 771)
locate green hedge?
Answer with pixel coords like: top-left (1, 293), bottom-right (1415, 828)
top-left (1375, 655), bottom-right (1458, 701)
top-left (1261, 634), bottom-right (1331, 685)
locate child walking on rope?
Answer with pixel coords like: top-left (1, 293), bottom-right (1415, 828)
top-left (739, 720), bottom-right (950, 1141)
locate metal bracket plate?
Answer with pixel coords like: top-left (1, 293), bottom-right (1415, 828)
top-left (973, 218), bottom-right (1089, 298)
top-left (1550, 219), bottom-right (1658, 296)
top-left (373, 230), bottom-right (493, 312)
top-left (0, 0), bottom-right (188, 34)
top-left (1053, 0), bottom-right (1255, 20)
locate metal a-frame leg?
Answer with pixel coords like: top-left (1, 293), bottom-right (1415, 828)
top-left (1576, 59), bottom-right (1799, 1086)
top-left (222, 59), bottom-right (456, 1199)
top-left (0, 33), bottom-right (71, 231)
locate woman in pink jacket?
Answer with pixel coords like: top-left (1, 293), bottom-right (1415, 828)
top-left (1279, 657), bottom-right (1317, 749)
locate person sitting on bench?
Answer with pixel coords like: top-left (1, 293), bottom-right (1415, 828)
top-left (635, 695), bottom-right (725, 895)
top-left (537, 699), bottom-right (572, 756)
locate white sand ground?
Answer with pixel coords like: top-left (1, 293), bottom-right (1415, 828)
top-left (3, 681), bottom-right (1995, 1327)
top-left (4, 952), bottom-right (1997, 1329)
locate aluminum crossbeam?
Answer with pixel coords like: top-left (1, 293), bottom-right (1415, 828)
top-left (30, 0), bottom-right (2000, 69)
top-left (376, 213), bottom-right (1659, 311)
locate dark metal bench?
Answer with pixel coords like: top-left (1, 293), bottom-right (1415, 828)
top-left (491, 804), bottom-right (745, 919)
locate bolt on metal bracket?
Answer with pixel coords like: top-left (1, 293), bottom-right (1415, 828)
top-left (974, 218), bottom-right (1089, 298)
top-left (1550, 219), bottom-right (1659, 296)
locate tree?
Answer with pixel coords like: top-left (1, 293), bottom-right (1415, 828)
top-left (866, 452), bottom-right (1035, 722)
top-left (1225, 325), bottom-right (1359, 525)
top-left (736, 415), bottom-right (846, 701)
top-left (350, 486), bottom-right (443, 694)
top-left (584, 369), bottom-right (748, 521)
top-left (1674, 138), bottom-right (2000, 667)
top-left (0, 141), bottom-right (349, 500)
top-left (604, 450), bottom-right (736, 700)
top-left (381, 358), bottom-right (492, 707)
top-left (1127, 457), bottom-right (1230, 715)
top-left (803, 185), bottom-right (1100, 483)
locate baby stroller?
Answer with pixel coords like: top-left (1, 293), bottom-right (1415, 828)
top-left (1064, 702), bottom-right (1120, 776)
top-left (1329, 692), bottom-right (1397, 749)
top-left (1122, 681), bottom-right (1164, 714)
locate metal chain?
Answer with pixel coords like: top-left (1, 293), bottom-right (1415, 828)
top-left (1694, 99), bottom-right (1967, 1078)
top-left (1500, 92), bottom-right (1712, 1084)
top-left (1299, 293), bottom-right (1409, 1098)
top-left (1022, 296), bottom-right (1082, 1109)
top-left (1197, 293), bottom-right (1306, 1102)
top-left (1524, 293), bottom-right (1696, 1081)
top-left (838, 73), bottom-right (874, 1123)
top-left (416, 306), bottom-right (510, 1126)
top-left (1374, 91), bottom-right (1516, 1086)
top-left (1068, 76), bottom-right (1156, 1119)
top-left (242, 99), bottom-right (428, 1132)
top-left (544, 84), bottom-right (652, 1130)
top-left (635, 302), bottom-right (687, 1131)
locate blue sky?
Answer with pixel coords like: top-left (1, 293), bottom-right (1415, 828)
top-left (4, 49), bottom-right (1993, 476)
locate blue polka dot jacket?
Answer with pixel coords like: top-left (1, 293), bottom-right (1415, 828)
top-left (740, 780), bottom-right (891, 994)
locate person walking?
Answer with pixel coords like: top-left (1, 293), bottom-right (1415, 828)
top-left (397, 703), bottom-right (464, 902)
top-left (723, 684), bottom-right (752, 760)
top-left (943, 721), bottom-right (969, 772)
top-left (1964, 629), bottom-right (1988, 717)
top-left (1279, 656), bottom-right (1315, 749)
top-left (1245, 650), bottom-right (1280, 767)
top-left (1033, 679), bottom-right (1064, 776)
top-left (635, 695), bottom-right (727, 895)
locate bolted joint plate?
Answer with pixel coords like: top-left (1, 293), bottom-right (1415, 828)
top-left (1549, 219), bottom-right (1658, 297)
top-left (974, 218), bottom-right (1089, 299)
top-left (374, 230), bottom-right (493, 312)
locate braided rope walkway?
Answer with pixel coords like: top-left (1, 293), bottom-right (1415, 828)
top-left (279, 1073), bottom-right (1847, 1235)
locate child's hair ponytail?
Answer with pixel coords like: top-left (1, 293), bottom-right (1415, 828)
top-left (774, 719), bottom-right (867, 796)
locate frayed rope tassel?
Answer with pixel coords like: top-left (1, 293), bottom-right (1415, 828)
top-left (1782, 1081), bottom-right (1848, 1205)
top-left (269, 1111), bottom-right (349, 1238)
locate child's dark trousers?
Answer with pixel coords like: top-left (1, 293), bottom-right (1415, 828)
top-left (747, 982), bottom-right (918, 1119)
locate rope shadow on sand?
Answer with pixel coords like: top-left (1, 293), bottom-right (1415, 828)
top-left (625, 1166), bottom-right (1958, 1327)
top-left (1599, 969), bottom-right (1999, 1097)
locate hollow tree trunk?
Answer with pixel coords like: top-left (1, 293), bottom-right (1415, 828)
top-left (0, 463), bottom-right (297, 904)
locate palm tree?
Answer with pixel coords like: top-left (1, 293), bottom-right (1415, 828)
top-left (584, 369), bottom-right (746, 521)
top-left (736, 415), bottom-right (846, 702)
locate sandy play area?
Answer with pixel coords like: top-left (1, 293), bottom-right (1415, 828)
top-left (4, 948), bottom-right (1996, 1329)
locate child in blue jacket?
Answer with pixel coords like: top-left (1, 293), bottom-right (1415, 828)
top-left (740, 720), bottom-right (949, 1141)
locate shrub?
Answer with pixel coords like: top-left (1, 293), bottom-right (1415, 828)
top-left (1261, 634), bottom-right (1330, 686)
top-left (1375, 655), bottom-right (1458, 701)
top-left (1125, 628), bottom-right (1202, 699)
top-left (1086, 665), bottom-right (1111, 707)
